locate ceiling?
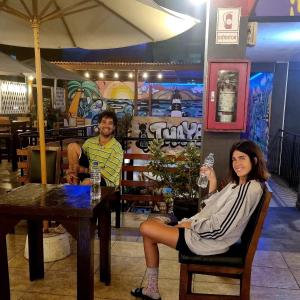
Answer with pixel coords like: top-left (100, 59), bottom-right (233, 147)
top-left (246, 22), bottom-right (300, 63)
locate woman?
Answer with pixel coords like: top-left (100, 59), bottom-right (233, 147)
top-left (131, 140), bottom-right (269, 300)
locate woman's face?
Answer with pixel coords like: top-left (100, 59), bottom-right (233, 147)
top-left (232, 150), bottom-right (253, 184)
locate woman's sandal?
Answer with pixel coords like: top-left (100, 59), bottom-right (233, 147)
top-left (131, 287), bottom-right (161, 300)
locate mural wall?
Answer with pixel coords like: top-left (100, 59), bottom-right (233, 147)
top-left (67, 80), bottom-right (203, 122)
top-left (241, 72), bottom-right (274, 157)
top-left (130, 116), bottom-right (203, 153)
top-left (67, 80), bottom-right (134, 124)
top-left (137, 82), bottom-right (203, 117)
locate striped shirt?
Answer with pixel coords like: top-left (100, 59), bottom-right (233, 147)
top-left (182, 180), bottom-right (263, 255)
top-left (82, 136), bottom-right (123, 187)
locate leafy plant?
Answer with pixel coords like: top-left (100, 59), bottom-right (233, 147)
top-left (148, 139), bottom-right (201, 202)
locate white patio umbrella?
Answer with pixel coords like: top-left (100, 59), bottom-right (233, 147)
top-left (22, 57), bottom-right (85, 81)
top-left (0, 0), bottom-right (199, 184)
top-left (0, 51), bottom-right (33, 76)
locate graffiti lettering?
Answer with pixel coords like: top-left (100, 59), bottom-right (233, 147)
top-left (146, 121), bottom-right (202, 147)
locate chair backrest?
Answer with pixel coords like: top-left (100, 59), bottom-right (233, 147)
top-left (120, 153), bottom-right (164, 203)
top-left (28, 146), bottom-right (61, 184)
top-left (240, 183), bottom-right (272, 266)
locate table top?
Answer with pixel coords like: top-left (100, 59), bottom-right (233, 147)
top-left (0, 184), bottom-right (116, 218)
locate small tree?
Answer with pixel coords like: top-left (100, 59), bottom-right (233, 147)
top-left (148, 139), bottom-right (201, 202)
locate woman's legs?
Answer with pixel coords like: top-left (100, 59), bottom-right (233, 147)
top-left (140, 218), bottom-right (179, 267)
top-left (134, 218), bottom-right (179, 299)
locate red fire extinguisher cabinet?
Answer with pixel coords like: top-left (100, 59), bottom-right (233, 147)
top-left (205, 60), bottom-right (250, 131)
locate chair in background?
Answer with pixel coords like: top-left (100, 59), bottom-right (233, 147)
top-left (17, 146), bottom-right (61, 184)
top-left (178, 185), bottom-right (272, 300)
top-left (120, 153), bottom-right (164, 212)
top-left (0, 117), bottom-right (11, 163)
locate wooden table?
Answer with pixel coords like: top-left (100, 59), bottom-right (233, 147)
top-left (0, 184), bottom-right (117, 300)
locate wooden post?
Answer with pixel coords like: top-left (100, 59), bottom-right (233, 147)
top-left (134, 69), bottom-right (138, 116)
top-left (31, 17), bottom-right (47, 185)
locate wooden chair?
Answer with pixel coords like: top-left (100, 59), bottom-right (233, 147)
top-left (0, 117), bottom-right (12, 162)
top-left (17, 146), bottom-right (61, 184)
top-left (178, 185), bottom-right (272, 300)
top-left (120, 153), bottom-right (164, 205)
top-left (117, 153), bottom-right (164, 227)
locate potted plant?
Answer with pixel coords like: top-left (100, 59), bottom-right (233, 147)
top-left (148, 139), bottom-right (202, 219)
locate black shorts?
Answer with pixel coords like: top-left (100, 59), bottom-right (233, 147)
top-left (176, 227), bottom-right (195, 255)
top-left (78, 151), bottom-right (106, 186)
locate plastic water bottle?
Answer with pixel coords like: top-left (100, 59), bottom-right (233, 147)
top-left (90, 161), bottom-right (101, 202)
top-left (197, 153), bottom-right (214, 188)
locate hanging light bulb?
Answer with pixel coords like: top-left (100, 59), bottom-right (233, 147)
top-left (114, 72), bottom-right (119, 79)
top-left (157, 73), bottom-right (163, 80)
top-left (98, 72), bottom-right (105, 79)
top-left (84, 72), bottom-right (90, 78)
top-left (128, 72), bottom-right (134, 79)
top-left (142, 72), bottom-right (148, 79)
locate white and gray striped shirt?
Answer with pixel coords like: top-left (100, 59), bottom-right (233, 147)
top-left (183, 180), bottom-right (263, 255)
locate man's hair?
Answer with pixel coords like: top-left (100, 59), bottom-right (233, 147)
top-left (228, 140), bottom-right (270, 184)
top-left (98, 110), bottom-right (118, 127)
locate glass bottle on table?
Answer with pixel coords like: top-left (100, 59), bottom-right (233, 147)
top-left (90, 161), bottom-right (101, 202)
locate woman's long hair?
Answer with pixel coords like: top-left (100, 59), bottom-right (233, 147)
top-left (229, 140), bottom-right (270, 184)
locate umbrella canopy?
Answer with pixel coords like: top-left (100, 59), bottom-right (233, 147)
top-left (22, 57), bottom-right (85, 81)
top-left (0, 51), bottom-right (34, 76)
top-left (0, 0), bottom-right (199, 49)
top-left (0, 0), bottom-right (199, 185)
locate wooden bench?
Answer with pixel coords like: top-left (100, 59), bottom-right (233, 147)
top-left (178, 185), bottom-right (272, 300)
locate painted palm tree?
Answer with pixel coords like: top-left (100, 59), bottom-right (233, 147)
top-left (67, 80), bottom-right (102, 117)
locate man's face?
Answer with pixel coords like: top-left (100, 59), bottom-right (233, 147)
top-left (98, 116), bottom-right (115, 137)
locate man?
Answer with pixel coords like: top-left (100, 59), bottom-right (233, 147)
top-left (67, 110), bottom-right (123, 187)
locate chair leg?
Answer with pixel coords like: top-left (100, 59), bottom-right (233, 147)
top-left (179, 264), bottom-right (192, 300)
top-left (240, 270), bottom-right (251, 300)
top-left (115, 199), bottom-right (121, 228)
top-left (5, 138), bottom-right (11, 162)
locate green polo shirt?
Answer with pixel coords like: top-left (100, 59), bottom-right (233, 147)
top-left (82, 136), bottom-right (123, 187)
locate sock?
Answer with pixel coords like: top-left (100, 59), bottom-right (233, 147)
top-left (143, 267), bottom-right (160, 299)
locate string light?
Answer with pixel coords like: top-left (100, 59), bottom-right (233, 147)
top-left (157, 73), bottom-right (163, 79)
top-left (114, 72), bottom-right (119, 79)
top-left (98, 72), bottom-right (105, 79)
top-left (128, 72), bottom-right (134, 79)
top-left (142, 72), bottom-right (148, 79)
top-left (84, 72), bottom-right (90, 78)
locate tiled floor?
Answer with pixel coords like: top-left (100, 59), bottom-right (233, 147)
top-left (1, 161), bottom-right (300, 299)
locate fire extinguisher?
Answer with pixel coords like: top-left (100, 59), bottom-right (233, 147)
top-left (223, 12), bottom-right (233, 30)
top-left (217, 83), bottom-right (236, 123)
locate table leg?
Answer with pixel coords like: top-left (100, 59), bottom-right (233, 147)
top-left (0, 233), bottom-right (10, 300)
top-left (98, 199), bottom-right (111, 285)
top-left (27, 220), bottom-right (44, 281)
top-left (115, 195), bottom-right (121, 228)
top-left (77, 219), bottom-right (94, 300)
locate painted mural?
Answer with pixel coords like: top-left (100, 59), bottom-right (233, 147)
top-left (67, 80), bottom-right (203, 122)
top-left (241, 72), bottom-right (273, 157)
top-left (137, 82), bottom-right (203, 117)
top-left (67, 80), bottom-right (134, 124)
top-left (130, 116), bottom-right (203, 153)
